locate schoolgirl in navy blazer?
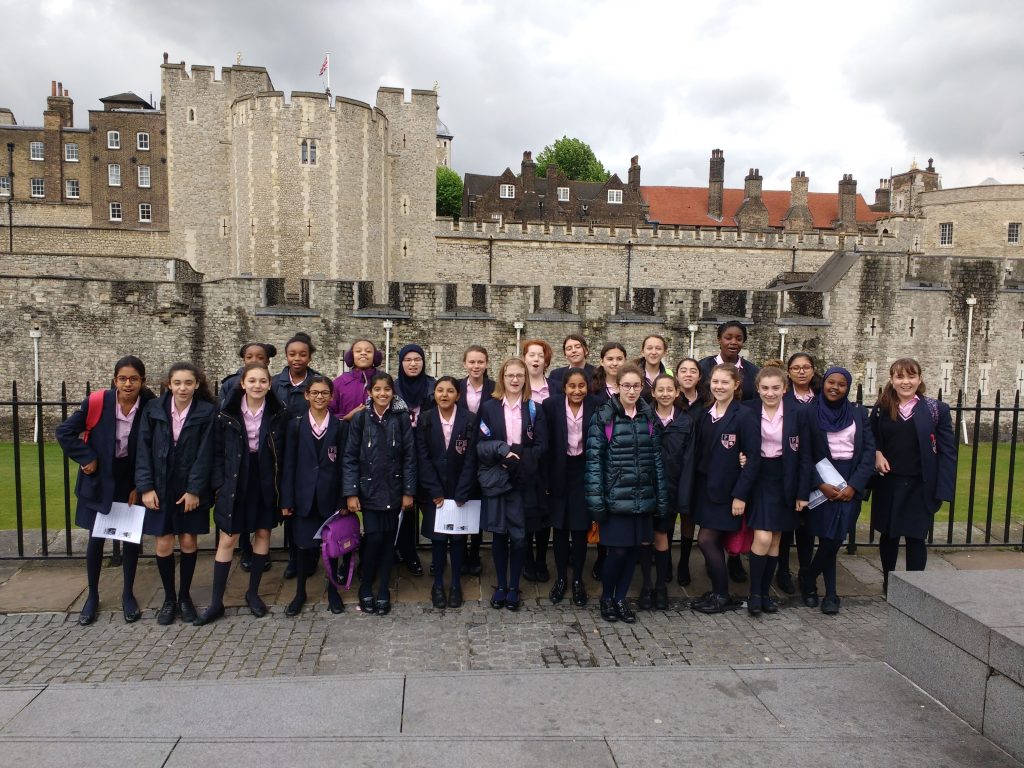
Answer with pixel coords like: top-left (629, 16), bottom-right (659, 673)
top-left (741, 396), bottom-right (813, 517)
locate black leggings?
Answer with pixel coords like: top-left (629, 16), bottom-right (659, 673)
top-left (697, 528), bottom-right (729, 596)
top-left (491, 532), bottom-right (526, 590)
top-left (431, 536), bottom-right (466, 588)
top-left (601, 545), bottom-right (638, 601)
top-left (360, 531), bottom-right (396, 600)
top-left (553, 528), bottom-right (588, 581)
top-left (778, 525), bottom-right (814, 573)
top-left (879, 534), bottom-right (928, 573)
top-left (85, 536), bottom-right (139, 598)
top-left (807, 537), bottom-right (844, 597)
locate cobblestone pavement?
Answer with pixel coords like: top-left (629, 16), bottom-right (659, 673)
top-left (0, 595), bottom-right (888, 685)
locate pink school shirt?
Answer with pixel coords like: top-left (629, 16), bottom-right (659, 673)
top-left (502, 397), bottom-right (523, 445)
top-left (242, 399), bottom-right (265, 452)
top-left (826, 423), bottom-right (857, 460)
top-left (566, 399), bottom-right (584, 456)
top-left (465, 382), bottom-right (483, 414)
top-left (114, 399), bottom-right (139, 458)
top-left (532, 379), bottom-right (550, 403)
top-left (760, 404), bottom-right (784, 458)
top-left (440, 409), bottom-right (455, 450)
top-left (170, 400), bottom-right (191, 445)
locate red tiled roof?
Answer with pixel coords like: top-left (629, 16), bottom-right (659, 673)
top-left (640, 186), bottom-right (885, 228)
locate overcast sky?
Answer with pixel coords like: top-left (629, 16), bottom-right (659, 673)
top-left (2, 0), bottom-right (1021, 193)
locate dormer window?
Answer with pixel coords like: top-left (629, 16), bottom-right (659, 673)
top-left (499, 184), bottom-right (515, 199)
top-left (557, 187), bottom-right (569, 202)
top-left (607, 189), bottom-right (623, 204)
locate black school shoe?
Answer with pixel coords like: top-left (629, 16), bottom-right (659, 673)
top-left (245, 591), bottom-right (268, 618)
top-left (762, 595), bottom-right (779, 614)
top-left (638, 587), bottom-right (654, 611)
top-left (599, 598), bottom-right (618, 622)
top-left (447, 585), bottom-right (463, 609)
top-left (359, 594), bottom-right (376, 614)
top-left (156, 600), bottom-right (177, 625)
top-left (505, 588), bottom-right (521, 611)
top-left (431, 585), bottom-right (447, 609)
top-left (677, 558), bottom-right (692, 587)
top-left (549, 578), bottom-right (568, 604)
top-left (571, 579), bottom-right (588, 607)
top-left (690, 593), bottom-right (734, 614)
top-left (178, 598), bottom-right (197, 624)
top-left (615, 600), bottom-right (637, 624)
top-left (727, 555), bottom-right (748, 583)
top-left (326, 588), bottom-right (345, 614)
top-left (821, 595), bottom-right (841, 615)
top-left (654, 584), bottom-right (669, 610)
top-left (747, 594), bottom-right (763, 616)
top-left (776, 569), bottom-right (796, 595)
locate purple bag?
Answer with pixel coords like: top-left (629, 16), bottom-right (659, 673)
top-left (321, 513), bottom-right (361, 590)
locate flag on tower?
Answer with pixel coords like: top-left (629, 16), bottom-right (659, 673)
top-left (319, 54), bottom-right (329, 77)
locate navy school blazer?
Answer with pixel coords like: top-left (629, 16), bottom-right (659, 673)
top-left (476, 396), bottom-right (548, 484)
top-left (415, 405), bottom-right (479, 505)
top-left (56, 387), bottom-right (156, 516)
top-left (807, 403), bottom-right (876, 497)
top-left (457, 376), bottom-right (495, 410)
top-left (698, 355), bottom-right (761, 402)
top-left (279, 412), bottom-right (348, 519)
top-left (693, 399), bottom-right (761, 504)
top-left (542, 393), bottom-right (599, 498)
top-left (135, 391), bottom-right (217, 510)
top-left (741, 398), bottom-right (814, 504)
top-left (870, 397), bottom-right (956, 511)
top-left (548, 363), bottom-right (597, 395)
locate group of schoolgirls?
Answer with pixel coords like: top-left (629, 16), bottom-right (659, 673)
top-left (56, 321), bottom-right (956, 628)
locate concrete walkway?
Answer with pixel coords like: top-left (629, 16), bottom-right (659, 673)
top-left (0, 663), bottom-right (1019, 767)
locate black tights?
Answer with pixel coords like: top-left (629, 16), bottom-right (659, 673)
top-left (528, 528), bottom-right (550, 571)
top-left (778, 525), bottom-right (814, 574)
top-left (697, 528), bottom-right (729, 596)
top-left (360, 531), bottom-right (396, 600)
top-left (84, 536), bottom-right (140, 607)
top-left (807, 537), bottom-right (844, 597)
top-left (431, 537), bottom-right (466, 588)
top-left (553, 528), bottom-right (588, 581)
top-left (879, 535), bottom-right (928, 574)
top-left (601, 545), bottom-right (638, 601)
top-left (491, 533), bottom-right (526, 590)
top-left (293, 547), bottom-right (320, 599)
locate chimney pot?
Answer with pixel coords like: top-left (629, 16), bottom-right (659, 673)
top-left (51, 80), bottom-right (56, 97)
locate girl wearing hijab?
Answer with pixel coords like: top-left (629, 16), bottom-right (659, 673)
top-left (394, 343), bottom-right (435, 576)
top-left (802, 367), bottom-right (876, 614)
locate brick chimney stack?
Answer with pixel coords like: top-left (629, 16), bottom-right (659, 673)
top-left (521, 150), bottom-right (536, 194)
top-left (783, 171), bottom-right (814, 232)
top-left (736, 167), bottom-right (769, 230)
top-left (45, 79), bottom-right (74, 128)
top-left (628, 155), bottom-right (640, 191)
top-left (873, 178), bottom-right (891, 211)
top-left (707, 149), bottom-right (724, 220)
top-left (837, 174), bottom-right (858, 232)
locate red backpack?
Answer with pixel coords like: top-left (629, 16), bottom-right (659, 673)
top-left (80, 390), bottom-right (106, 443)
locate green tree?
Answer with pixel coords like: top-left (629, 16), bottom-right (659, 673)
top-left (436, 166), bottom-right (463, 218)
top-left (535, 136), bottom-right (610, 182)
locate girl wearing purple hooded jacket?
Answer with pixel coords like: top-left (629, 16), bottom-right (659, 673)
top-left (329, 339), bottom-right (383, 421)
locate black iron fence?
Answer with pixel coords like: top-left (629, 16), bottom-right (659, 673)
top-left (0, 381), bottom-right (1021, 559)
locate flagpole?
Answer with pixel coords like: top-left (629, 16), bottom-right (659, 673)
top-left (326, 52), bottom-right (330, 96)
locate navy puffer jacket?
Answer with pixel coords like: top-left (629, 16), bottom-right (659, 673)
top-left (584, 397), bottom-right (668, 521)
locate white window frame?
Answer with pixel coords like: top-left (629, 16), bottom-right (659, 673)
top-left (29, 141), bottom-right (44, 161)
top-left (138, 203), bottom-right (152, 223)
top-left (939, 222), bottom-right (953, 246)
top-left (108, 164), bottom-right (121, 187)
top-left (0, 176), bottom-right (9, 196)
top-left (109, 202), bottom-right (122, 222)
top-left (107, 130), bottom-right (120, 149)
top-left (64, 143), bottom-right (79, 162)
top-left (136, 132), bottom-right (150, 151)
top-left (137, 165), bottom-right (151, 188)
top-left (30, 178), bottom-right (44, 198)
top-left (557, 186), bottom-right (570, 202)
top-left (607, 189), bottom-right (623, 204)
top-left (65, 179), bottom-right (80, 199)
top-left (499, 184), bottom-right (515, 199)
top-left (1008, 222), bottom-right (1021, 245)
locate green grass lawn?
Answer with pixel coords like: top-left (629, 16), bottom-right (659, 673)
top-left (1, 441), bottom-right (1022, 537)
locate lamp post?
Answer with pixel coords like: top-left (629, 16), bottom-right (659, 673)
top-left (687, 324), bottom-right (698, 357)
top-left (382, 319), bottom-right (394, 374)
top-left (778, 326), bottom-right (789, 360)
top-left (513, 321), bottom-right (524, 353)
top-left (30, 325), bottom-right (41, 443)
top-left (6, 142), bottom-right (13, 254)
top-left (962, 294), bottom-right (977, 443)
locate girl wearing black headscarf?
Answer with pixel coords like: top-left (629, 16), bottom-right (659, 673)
top-left (802, 367), bottom-right (875, 614)
top-left (393, 343), bottom-right (436, 575)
